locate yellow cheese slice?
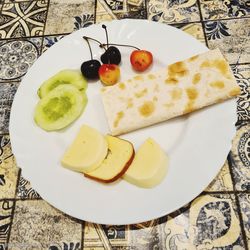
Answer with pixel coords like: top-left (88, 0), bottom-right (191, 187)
top-left (61, 125), bottom-right (108, 173)
top-left (123, 138), bottom-right (168, 188)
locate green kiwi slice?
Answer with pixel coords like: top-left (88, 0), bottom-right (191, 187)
top-left (34, 85), bottom-right (87, 131)
top-left (37, 69), bottom-right (87, 98)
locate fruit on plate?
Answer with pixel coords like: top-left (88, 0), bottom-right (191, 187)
top-left (101, 42), bottom-right (153, 72)
top-left (84, 135), bottom-right (134, 183)
top-left (81, 37), bottom-right (101, 80)
top-left (123, 138), bottom-right (168, 188)
top-left (80, 25), bottom-right (153, 84)
top-left (61, 125), bottom-right (108, 173)
top-left (37, 69), bottom-right (87, 98)
top-left (100, 25), bottom-right (121, 65)
top-left (34, 85), bottom-right (87, 131)
top-left (81, 59), bottom-right (101, 80)
top-left (82, 26), bottom-right (121, 65)
top-left (99, 64), bottom-right (120, 86)
top-left (130, 50), bottom-right (153, 72)
top-left (101, 46), bottom-right (121, 65)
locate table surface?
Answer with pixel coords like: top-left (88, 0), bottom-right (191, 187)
top-left (0, 0), bottom-right (249, 249)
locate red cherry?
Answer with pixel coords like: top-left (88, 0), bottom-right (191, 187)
top-left (98, 64), bottom-right (120, 86)
top-left (130, 50), bottom-right (153, 72)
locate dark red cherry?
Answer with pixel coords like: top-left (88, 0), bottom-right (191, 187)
top-left (81, 60), bottom-right (101, 79)
top-left (81, 36), bottom-right (101, 80)
top-left (101, 46), bottom-right (121, 65)
top-left (100, 25), bottom-right (121, 65)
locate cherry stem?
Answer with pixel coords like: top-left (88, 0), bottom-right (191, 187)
top-left (83, 36), bottom-right (107, 51)
top-left (102, 25), bottom-right (109, 48)
top-left (100, 43), bottom-right (140, 50)
top-left (83, 36), bottom-right (93, 60)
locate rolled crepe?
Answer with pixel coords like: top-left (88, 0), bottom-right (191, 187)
top-left (101, 49), bottom-right (240, 136)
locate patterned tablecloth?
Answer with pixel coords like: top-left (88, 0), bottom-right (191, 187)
top-left (0, 0), bottom-right (249, 249)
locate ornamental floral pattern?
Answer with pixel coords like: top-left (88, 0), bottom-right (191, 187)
top-left (0, 1), bottom-right (48, 38)
top-left (148, 0), bottom-right (200, 23)
top-left (0, 40), bottom-right (40, 80)
top-left (200, 0), bottom-right (250, 20)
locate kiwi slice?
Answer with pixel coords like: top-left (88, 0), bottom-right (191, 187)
top-left (37, 69), bottom-right (87, 98)
top-left (34, 85), bottom-right (87, 131)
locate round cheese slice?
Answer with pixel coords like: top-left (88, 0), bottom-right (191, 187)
top-left (61, 125), bottom-right (108, 173)
top-left (123, 138), bottom-right (168, 188)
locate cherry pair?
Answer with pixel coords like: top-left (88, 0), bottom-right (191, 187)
top-left (80, 25), bottom-right (121, 81)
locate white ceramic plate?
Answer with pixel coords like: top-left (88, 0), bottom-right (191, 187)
top-left (9, 19), bottom-right (237, 225)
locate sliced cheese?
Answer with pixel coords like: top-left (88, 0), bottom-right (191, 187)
top-left (84, 135), bottom-right (134, 183)
top-left (61, 125), bottom-right (108, 173)
top-left (123, 138), bottom-right (168, 188)
top-left (101, 49), bottom-right (241, 135)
